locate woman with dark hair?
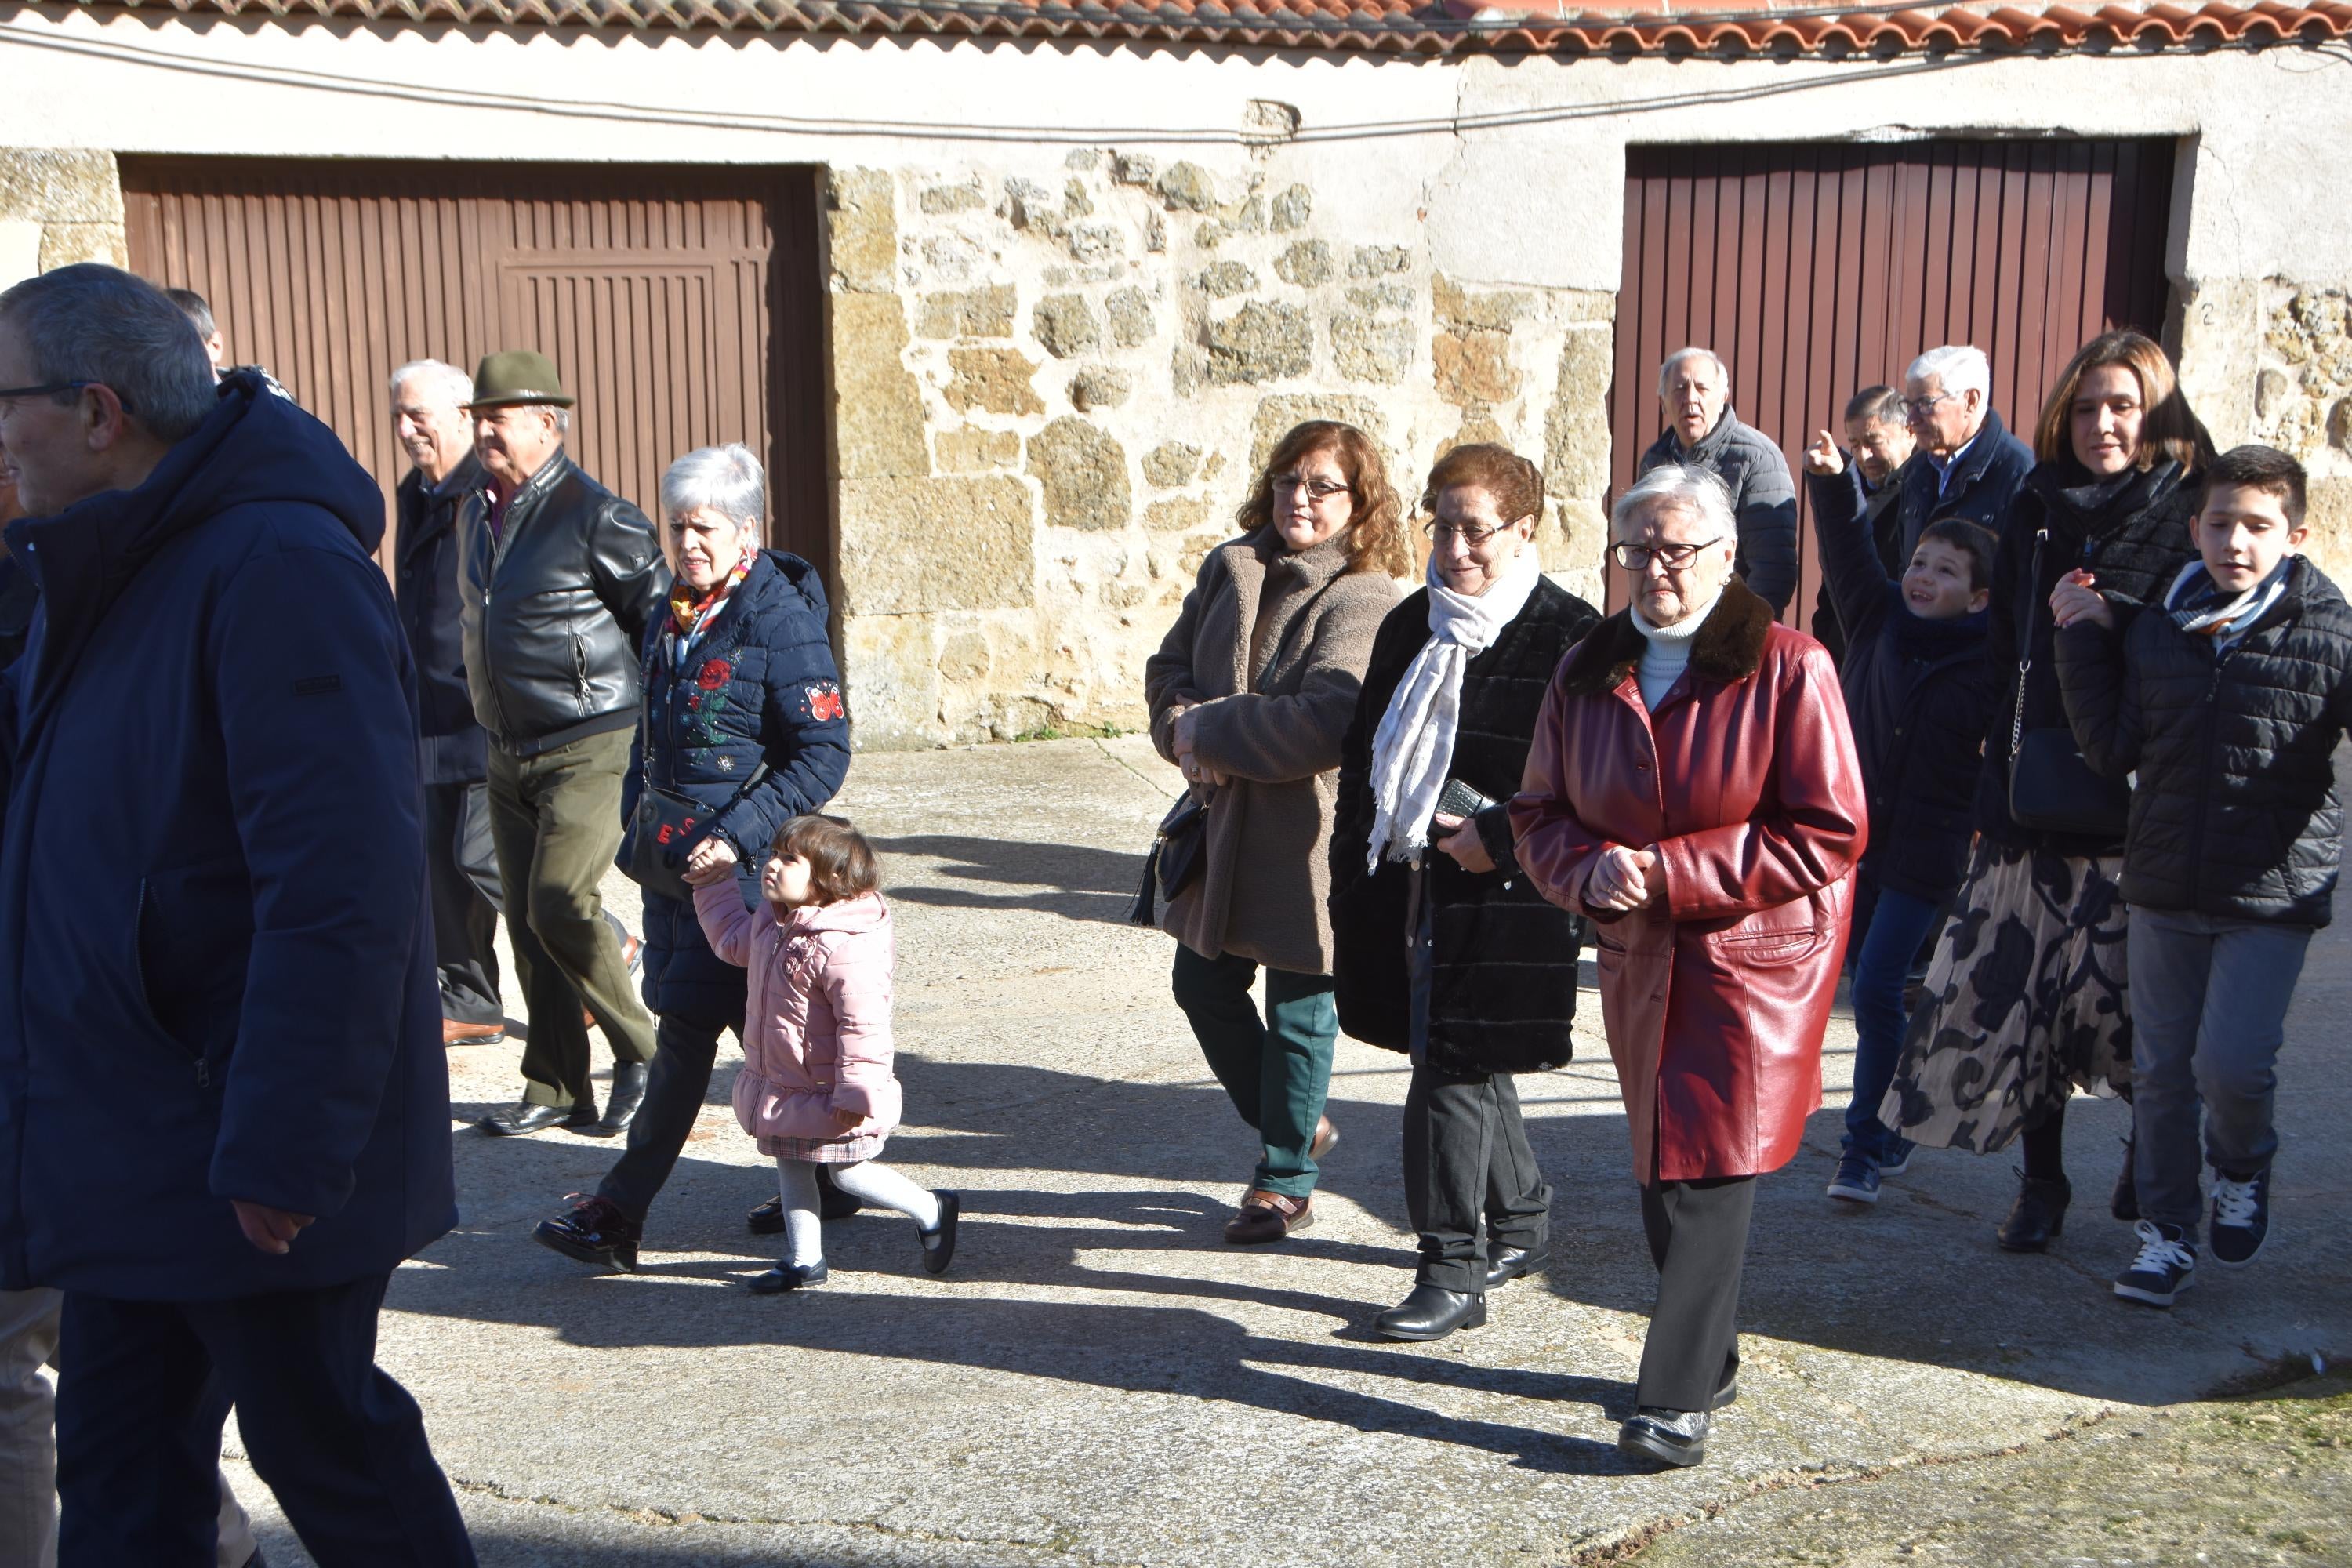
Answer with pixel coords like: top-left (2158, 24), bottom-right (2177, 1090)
top-left (1145, 419), bottom-right (1406, 1245)
top-left (1328, 444), bottom-right (1598, 1340)
top-left (1882, 329), bottom-right (2216, 1252)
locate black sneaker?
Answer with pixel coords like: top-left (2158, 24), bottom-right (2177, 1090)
top-left (2209, 1169), bottom-right (2269, 1269)
top-left (1826, 1151), bottom-right (1880, 1205)
top-left (1875, 1137), bottom-right (1916, 1178)
top-left (2113, 1220), bottom-right (2196, 1308)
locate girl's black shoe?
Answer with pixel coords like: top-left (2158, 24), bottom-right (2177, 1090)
top-left (1997, 1171), bottom-right (2072, 1252)
top-left (920, 1192), bottom-right (960, 1275)
top-left (748, 1260), bottom-right (829, 1294)
top-left (747, 1175), bottom-right (863, 1234)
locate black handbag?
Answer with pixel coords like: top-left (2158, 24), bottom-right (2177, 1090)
top-left (622, 780), bottom-right (715, 905)
top-left (1127, 790), bottom-right (1213, 927)
top-left (2006, 527), bottom-right (2130, 839)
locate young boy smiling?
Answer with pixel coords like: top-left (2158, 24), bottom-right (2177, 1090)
top-left (2054, 445), bottom-right (2352, 1306)
top-left (1807, 427), bottom-right (2000, 1204)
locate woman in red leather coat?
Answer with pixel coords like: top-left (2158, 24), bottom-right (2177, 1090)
top-left (1512, 463), bottom-right (1867, 1469)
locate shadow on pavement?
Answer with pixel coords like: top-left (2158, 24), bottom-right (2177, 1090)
top-left (868, 834), bottom-right (1145, 925)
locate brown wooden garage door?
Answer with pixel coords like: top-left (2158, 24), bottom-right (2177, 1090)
top-left (120, 158), bottom-right (829, 579)
top-left (1608, 138), bottom-right (2177, 625)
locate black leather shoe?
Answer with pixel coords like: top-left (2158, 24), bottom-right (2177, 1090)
top-left (1619, 1406), bottom-right (1709, 1468)
top-left (748, 1260), bottom-right (829, 1294)
top-left (920, 1191), bottom-right (960, 1275)
top-left (587, 1062), bottom-right (650, 1138)
top-left (1484, 1243), bottom-right (1550, 1292)
top-left (1997, 1171), bottom-right (2073, 1252)
top-left (1374, 1283), bottom-right (1487, 1341)
top-left (1711, 1368), bottom-right (1739, 1410)
top-left (2111, 1135), bottom-right (2140, 1221)
top-left (747, 1178), bottom-right (864, 1235)
top-left (481, 1100), bottom-right (596, 1137)
top-left (532, 1194), bottom-right (641, 1272)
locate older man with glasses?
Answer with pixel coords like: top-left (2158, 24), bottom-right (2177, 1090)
top-left (1635, 347), bottom-right (1800, 615)
top-left (1890, 343), bottom-right (2034, 556)
top-left (0, 263), bottom-right (473, 1564)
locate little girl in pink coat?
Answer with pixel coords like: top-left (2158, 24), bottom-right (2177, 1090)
top-left (689, 813), bottom-right (959, 1292)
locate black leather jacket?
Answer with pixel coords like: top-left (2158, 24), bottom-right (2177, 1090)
top-left (459, 449), bottom-right (670, 757)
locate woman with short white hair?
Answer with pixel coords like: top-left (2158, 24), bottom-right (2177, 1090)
top-left (1513, 463), bottom-right (1867, 1468)
top-left (535, 441), bottom-right (855, 1273)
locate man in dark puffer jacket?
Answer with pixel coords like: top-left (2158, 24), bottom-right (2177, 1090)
top-left (1637, 347), bottom-right (1799, 614)
top-left (2056, 445), bottom-right (2352, 1310)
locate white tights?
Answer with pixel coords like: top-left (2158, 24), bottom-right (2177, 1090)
top-left (775, 1159), bottom-right (941, 1267)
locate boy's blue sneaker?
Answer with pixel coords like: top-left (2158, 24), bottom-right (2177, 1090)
top-left (2209, 1169), bottom-right (2269, 1269)
top-left (2113, 1220), bottom-right (2196, 1308)
top-left (1827, 1152), bottom-right (1881, 1204)
top-left (1876, 1138), bottom-right (1916, 1178)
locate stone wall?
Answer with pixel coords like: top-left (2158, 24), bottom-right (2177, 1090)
top-left (2249, 283), bottom-right (2352, 580)
top-left (0, 148), bottom-right (125, 290)
top-left (825, 155), bottom-right (1615, 750)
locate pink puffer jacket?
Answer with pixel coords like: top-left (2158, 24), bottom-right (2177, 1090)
top-left (692, 883), bottom-right (900, 1152)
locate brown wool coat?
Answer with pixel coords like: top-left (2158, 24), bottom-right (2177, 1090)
top-left (1145, 529), bottom-right (1400, 976)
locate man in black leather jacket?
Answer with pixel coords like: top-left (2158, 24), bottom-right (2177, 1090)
top-left (458, 351), bottom-right (669, 1137)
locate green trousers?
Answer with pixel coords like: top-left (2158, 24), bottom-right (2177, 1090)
top-left (485, 728), bottom-right (657, 1107)
top-left (1171, 944), bottom-right (1338, 1200)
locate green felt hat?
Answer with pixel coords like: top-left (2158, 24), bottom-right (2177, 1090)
top-left (465, 350), bottom-right (575, 409)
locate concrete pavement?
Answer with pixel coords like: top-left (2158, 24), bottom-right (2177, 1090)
top-left (234, 735), bottom-right (2351, 1566)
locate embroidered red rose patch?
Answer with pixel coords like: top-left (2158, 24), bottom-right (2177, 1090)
top-left (697, 659), bottom-right (732, 691)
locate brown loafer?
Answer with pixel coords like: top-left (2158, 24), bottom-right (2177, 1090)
top-left (1309, 1116), bottom-right (1339, 1161)
top-left (1225, 1189), bottom-right (1313, 1245)
top-left (441, 1019), bottom-right (506, 1047)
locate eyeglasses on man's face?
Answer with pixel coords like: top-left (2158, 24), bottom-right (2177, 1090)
top-left (1901, 390), bottom-right (1955, 418)
top-left (0, 380), bottom-right (134, 417)
top-left (1610, 537), bottom-right (1726, 572)
top-left (1272, 475), bottom-right (1351, 506)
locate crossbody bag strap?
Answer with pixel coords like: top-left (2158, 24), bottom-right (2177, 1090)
top-left (2008, 527), bottom-right (2049, 764)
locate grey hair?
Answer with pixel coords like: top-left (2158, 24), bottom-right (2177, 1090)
top-left (1612, 462), bottom-right (1737, 540)
top-left (0, 265), bottom-right (217, 442)
top-left (1906, 344), bottom-right (1991, 399)
top-left (1844, 384), bottom-right (1906, 427)
top-left (389, 358), bottom-right (472, 408)
top-left (660, 442), bottom-right (766, 529)
top-left (1656, 346), bottom-right (1730, 399)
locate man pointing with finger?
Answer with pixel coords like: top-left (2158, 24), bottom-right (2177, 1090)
top-left (0, 266), bottom-right (474, 1563)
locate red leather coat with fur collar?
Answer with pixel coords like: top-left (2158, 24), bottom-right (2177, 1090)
top-left (1509, 582), bottom-right (1867, 1183)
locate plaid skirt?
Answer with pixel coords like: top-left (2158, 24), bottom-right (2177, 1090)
top-left (1879, 840), bottom-right (2132, 1154)
top-left (757, 1131), bottom-right (888, 1163)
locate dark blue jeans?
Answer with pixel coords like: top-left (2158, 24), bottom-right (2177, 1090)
top-left (1844, 883), bottom-right (1944, 1163)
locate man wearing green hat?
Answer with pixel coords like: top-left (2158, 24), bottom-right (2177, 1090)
top-left (458, 350), bottom-right (668, 1137)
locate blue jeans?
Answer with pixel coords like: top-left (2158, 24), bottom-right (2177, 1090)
top-left (1844, 884), bottom-right (1944, 1162)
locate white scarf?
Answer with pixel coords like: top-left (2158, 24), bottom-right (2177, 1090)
top-left (1366, 545), bottom-right (1544, 869)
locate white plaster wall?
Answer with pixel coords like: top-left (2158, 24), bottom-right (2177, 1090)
top-left (2, 10), bottom-right (2346, 293)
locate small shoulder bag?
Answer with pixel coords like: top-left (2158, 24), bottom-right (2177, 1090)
top-left (1127, 789), bottom-right (1213, 927)
top-left (2005, 528), bottom-right (2129, 839)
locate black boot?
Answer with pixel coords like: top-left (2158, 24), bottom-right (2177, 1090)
top-left (2111, 1135), bottom-right (2140, 1221)
top-left (589, 1061), bottom-right (650, 1138)
top-left (1997, 1170), bottom-right (2072, 1252)
top-left (1374, 1283), bottom-right (1486, 1341)
top-left (1484, 1243), bottom-right (1551, 1292)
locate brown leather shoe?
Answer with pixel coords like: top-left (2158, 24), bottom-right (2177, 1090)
top-left (1225, 1189), bottom-right (1313, 1245)
top-left (1309, 1116), bottom-right (1339, 1161)
top-left (441, 1019), bottom-right (506, 1047)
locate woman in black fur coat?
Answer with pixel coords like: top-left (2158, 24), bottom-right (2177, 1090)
top-left (1329, 445), bottom-right (1599, 1342)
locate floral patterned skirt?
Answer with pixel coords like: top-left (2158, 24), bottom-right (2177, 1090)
top-left (1879, 840), bottom-right (2132, 1155)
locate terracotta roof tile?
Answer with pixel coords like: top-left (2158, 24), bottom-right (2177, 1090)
top-left (64, 0), bottom-right (2352, 54)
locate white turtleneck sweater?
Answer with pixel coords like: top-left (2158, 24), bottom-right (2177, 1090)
top-left (1630, 595), bottom-right (1720, 710)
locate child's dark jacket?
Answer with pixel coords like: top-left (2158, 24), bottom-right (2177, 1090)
top-left (1811, 478), bottom-right (1994, 905)
top-left (2057, 554), bottom-right (2352, 927)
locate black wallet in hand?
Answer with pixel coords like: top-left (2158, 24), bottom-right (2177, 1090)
top-left (1432, 778), bottom-right (1495, 826)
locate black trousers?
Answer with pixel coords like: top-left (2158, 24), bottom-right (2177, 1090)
top-left (1635, 1176), bottom-right (1756, 1412)
top-left (597, 1012), bottom-right (731, 1221)
top-left (54, 1274), bottom-right (476, 1566)
top-left (425, 780), bottom-right (503, 1026)
top-left (1402, 1063), bottom-right (1551, 1291)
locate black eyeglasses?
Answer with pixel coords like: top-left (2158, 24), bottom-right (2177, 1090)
top-left (0, 380), bottom-right (134, 414)
top-left (1610, 537), bottom-right (1727, 572)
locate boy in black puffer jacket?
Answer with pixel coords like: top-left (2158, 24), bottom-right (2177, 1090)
top-left (2055, 445), bottom-right (2352, 1309)
top-left (1807, 428), bottom-right (2000, 1206)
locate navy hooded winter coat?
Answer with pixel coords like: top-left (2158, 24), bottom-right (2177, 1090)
top-left (0, 372), bottom-right (456, 1299)
top-left (622, 548), bottom-right (851, 1032)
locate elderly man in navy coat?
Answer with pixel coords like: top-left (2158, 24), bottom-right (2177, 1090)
top-left (0, 265), bottom-right (474, 1565)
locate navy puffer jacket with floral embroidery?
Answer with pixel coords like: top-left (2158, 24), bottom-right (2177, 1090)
top-left (622, 548), bottom-right (851, 1029)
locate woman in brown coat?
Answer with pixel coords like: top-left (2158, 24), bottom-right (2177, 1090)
top-left (1145, 420), bottom-right (1406, 1245)
top-left (1512, 463), bottom-right (1867, 1469)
